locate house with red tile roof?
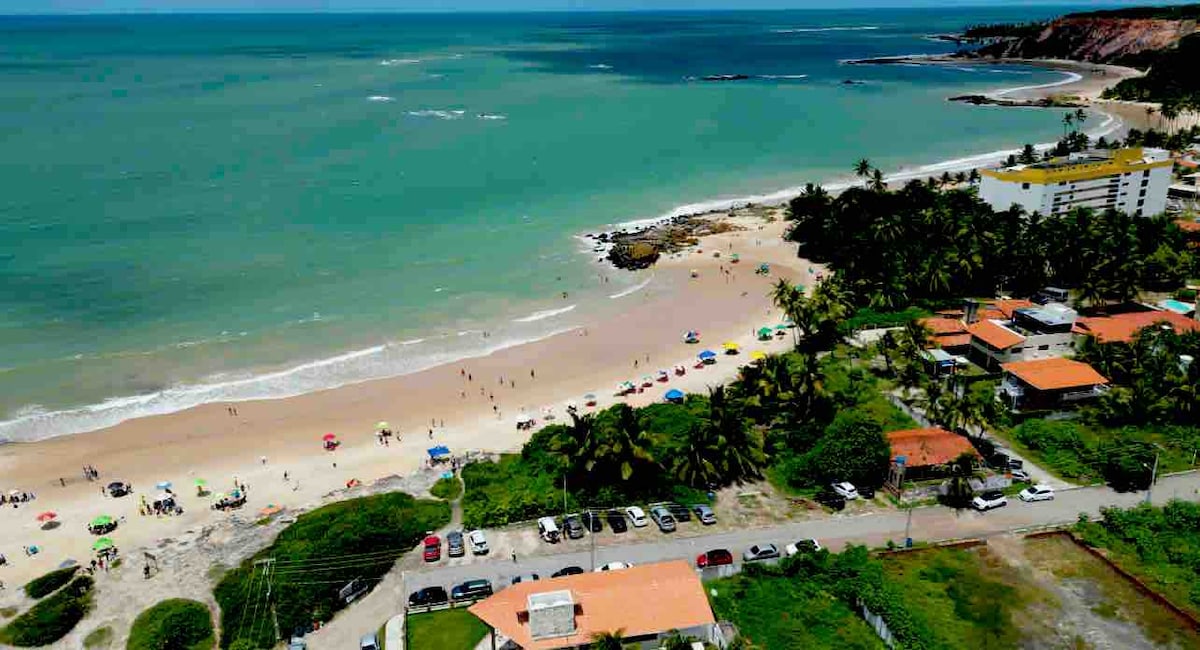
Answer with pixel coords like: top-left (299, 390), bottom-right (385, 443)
top-left (999, 357), bottom-right (1109, 411)
top-left (468, 560), bottom-right (718, 649)
top-left (966, 302), bottom-right (1078, 371)
top-left (1074, 310), bottom-right (1200, 344)
top-left (887, 427), bottom-right (979, 478)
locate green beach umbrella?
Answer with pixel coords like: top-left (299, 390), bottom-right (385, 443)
top-left (92, 537), bottom-right (114, 552)
top-left (376, 421), bottom-right (389, 429)
top-left (90, 515), bottom-right (113, 528)
top-left (757, 327), bottom-right (773, 337)
top-left (194, 478), bottom-right (207, 487)
top-left (775, 324), bottom-right (789, 330)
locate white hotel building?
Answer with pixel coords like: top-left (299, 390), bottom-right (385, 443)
top-left (979, 147), bottom-right (1172, 217)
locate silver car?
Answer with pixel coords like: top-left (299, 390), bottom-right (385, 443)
top-left (742, 543), bottom-right (780, 562)
top-left (649, 506), bottom-right (676, 532)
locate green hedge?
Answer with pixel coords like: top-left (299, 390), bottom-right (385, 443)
top-left (127, 599), bottom-right (214, 650)
top-left (24, 566), bottom-right (79, 599)
top-left (215, 492), bottom-right (449, 649)
top-left (0, 575), bottom-right (94, 647)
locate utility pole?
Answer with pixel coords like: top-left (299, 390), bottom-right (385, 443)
top-left (1145, 447), bottom-right (1161, 505)
top-left (904, 505), bottom-right (914, 549)
top-left (589, 508), bottom-right (597, 572)
top-left (562, 475), bottom-right (568, 515)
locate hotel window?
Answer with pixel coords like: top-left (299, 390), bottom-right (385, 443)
top-left (1144, 170), bottom-right (1150, 177)
top-left (1138, 199), bottom-right (1145, 207)
top-left (1021, 182), bottom-right (1030, 190)
top-left (1142, 179), bottom-right (1149, 187)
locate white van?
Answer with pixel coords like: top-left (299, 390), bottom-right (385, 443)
top-left (537, 516), bottom-right (560, 543)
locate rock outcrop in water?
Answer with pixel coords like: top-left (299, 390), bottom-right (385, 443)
top-left (595, 215), bottom-right (743, 271)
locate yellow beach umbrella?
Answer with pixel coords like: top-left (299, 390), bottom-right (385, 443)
top-left (750, 351), bottom-right (767, 361)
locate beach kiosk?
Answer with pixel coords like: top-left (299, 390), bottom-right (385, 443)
top-left (428, 445), bottom-right (451, 466)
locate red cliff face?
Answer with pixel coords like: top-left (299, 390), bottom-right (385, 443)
top-left (977, 17), bottom-right (1198, 65)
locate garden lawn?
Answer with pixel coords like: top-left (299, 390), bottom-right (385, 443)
top-left (406, 608), bottom-right (488, 650)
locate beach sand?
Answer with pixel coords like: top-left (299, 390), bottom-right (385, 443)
top-left (0, 210), bottom-right (814, 589)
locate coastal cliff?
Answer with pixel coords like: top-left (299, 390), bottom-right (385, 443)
top-left (971, 14), bottom-right (1197, 66)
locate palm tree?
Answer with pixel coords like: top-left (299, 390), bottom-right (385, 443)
top-left (770, 278), bottom-right (803, 347)
top-left (854, 158), bottom-right (873, 180)
top-left (869, 168), bottom-right (887, 192)
top-left (1062, 112), bottom-right (1074, 137)
top-left (1074, 108), bottom-right (1087, 132)
top-left (941, 451), bottom-right (978, 509)
top-left (1144, 104), bottom-right (1156, 129)
top-left (661, 631), bottom-right (695, 650)
top-left (1161, 100), bottom-right (1180, 134)
top-left (598, 403), bottom-right (658, 482)
top-left (590, 629), bottom-right (626, 650)
top-left (705, 386), bottom-right (766, 482)
top-left (968, 168), bottom-right (981, 184)
top-left (673, 423), bottom-right (719, 488)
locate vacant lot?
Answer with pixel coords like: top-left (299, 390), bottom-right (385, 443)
top-left (406, 608), bottom-right (489, 650)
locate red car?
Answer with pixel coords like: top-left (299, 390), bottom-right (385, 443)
top-left (423, 535), bottom-right (442, 562)
top-left (696, 548), bottom-right (733, 568)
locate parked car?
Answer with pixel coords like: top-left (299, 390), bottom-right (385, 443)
top-left (743, 544), bottom-right (780, 562)
top-left (831, 482), bottom-right (860, 500)
top-left (359, 633), bottom-right (379, 650)
top-left (785, 539), bottom-right (822, 556)
top-left (552, 566), bottom-right (585, 578)
top-left (857, 485), bottom-right (876, 500)
top-left (422, 535), bottom-right (441, 562)
top-left (1007, 458), bottom-right (1025, 470)
top-left (691, 504), bottom-right (717, 525)
top-left (971, 490), bottom-right (1008, 511)
top-left (446, 531), bottom-right (465, 558)
top-left (696, 548), bottom-right (734, 568)
top-left (595, 561), bottom-right (633, 572)
top-left (511, 573), bottom-right (540, 584)
top-left (988, 452), bottom-right (1011, 470)
top-left (659, 502), bottom-right (692, 522)
top-left (450, 579), bottom-right (493, 601)
top-left (1009, 468), bottom-right (1031, 482)
top-left (581, 511), bottom-right (604, 533)
top-left (408, 586), bottom-right (448, 608)
top-left (287, 638), bottom-right (307, 650)
top-left (467, 529), bottom-right (489, 555)
top-left (625, 506), bottom-right (648, 527)
top-left (1019, 484), bottom-right (1055, 502)
top-left (606, 509), bottom-right (628, 533)
top-left (563, 514), bottom-right (585, 539)
top-left (649, 506), bottom-right (677, 532)
top-left (538, 516), bottom-right (561, 543)
top-left (814, 489), bottom-right (846, 511)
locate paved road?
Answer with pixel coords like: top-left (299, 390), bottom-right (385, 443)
top-left (401, 472), bottom-right (1200, 597)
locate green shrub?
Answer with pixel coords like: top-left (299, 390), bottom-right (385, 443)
top-left (128, 599), bottom-right (214, 650)
top-left (430, 477), bottom-right (462, 501)
top-left (84, 626), bottom-right (114, 649)
top-left (215, 492), bottom-right (448, 649)
top-left (0, 575), bottom-right (94, 647)
top-left (24, 566), bottom-right (79, 599)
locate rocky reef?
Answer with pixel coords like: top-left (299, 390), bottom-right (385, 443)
top-left (590, 215), bottom-right (743, 271)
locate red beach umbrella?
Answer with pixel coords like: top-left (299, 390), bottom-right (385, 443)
top-left (36, 511), bottom-right (57, 523)
top-left (322, 433), bottom-right (337, 441)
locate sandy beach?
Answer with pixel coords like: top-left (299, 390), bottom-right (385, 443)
top-left (0, 210), bottom-right (815, 589)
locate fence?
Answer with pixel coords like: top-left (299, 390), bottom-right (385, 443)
top-left (859, 602), bottom-right (897, 648)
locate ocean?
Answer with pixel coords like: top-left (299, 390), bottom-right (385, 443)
top-left (0, 7), bottom-right (1082, 441)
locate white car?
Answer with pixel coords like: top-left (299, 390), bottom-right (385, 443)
top-left (595, 561), bottom-right (633, 572)
top-left (831, 482), bottom-right (859, 500)
top-left (971, 490), bottom-right (1008, 511)
top-left (467, 529), bottom-right (489, 555)
top-left (1019, 484), bottom-right (1055, 502)
top-left (625, 506), bottom-right (648, 527)
top-left (785, 539), bottom-right (823, 556)
top-left (1009, 469), bottom-right (1031, 482)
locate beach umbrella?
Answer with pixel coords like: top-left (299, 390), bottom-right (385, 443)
top-left (698, 350), bottom-right (717, 360)
top-left (154, 492), bottom-right (173, 503)
top-left (36, 511), bottom-right (57, 523)
top-left (259, 505), bottom-right (283, 517)
top-left (193, 478), bottom-right (207, 487)
top-left (212, 493), bottom-right (227, 502)
top-left (757, 327), bottom-right (773, 338)
top-left (723, 341), bottom-right (739, 349)
top-left (9, 489), bottom-right (22, 498)
top-left (427, 445), bottom-right (451, 459)
top-left (664, 389), bottom-right (685, 402)
top-left (92, 537), bottom-right (114, 552)
top-left (516, 414), bottom-right (534, 425)
top-left (775, 324), bottom-right (789, 330)
top-left (376, 421), bottom-right (389, 429)
top-left (155, 481), bottom-right (172, 490)
top-left (322, 433), bottom-right (337, 441)
top-left (750, 351), bottom-right (767, 361)
top-left (90, 515), bottom-right (114, 528)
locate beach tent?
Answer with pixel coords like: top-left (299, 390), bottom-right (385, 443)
top-left (664, 389), bottom-right (685, 403)
top-left (427, 445), bottom-right (451, 459)
top-left (698, 350), bottom-right (717, 360)
top-left (92, 538), bottom-right (114, 552)
top-left (36, 511), bottom-right (57, 523)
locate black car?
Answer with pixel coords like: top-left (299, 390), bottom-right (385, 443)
top-left (661, 502), bottom-right (692, 522)
top-left (1007, 458), bottom-right (1024, 470)
top-left (988, 452), bottom-right (1011, 469)
top-left (815, 489), bottom-right (846, 511)
top-left (857, 485), bottom-right (876, 500)
top-left (408, 586), bottom-right (448, 608)
top-left (581, 511), bottom-right (604, 533)
top-left (552, 566), bottom-right (585, 578)
top-left (446, 531), bottom-right (465, 558)
top-left (450, 579), bottom-right (493, 601)
top-left (605, 509), bottom-right (628, 533)
top-left (563, 514), bottom-right (585, 539)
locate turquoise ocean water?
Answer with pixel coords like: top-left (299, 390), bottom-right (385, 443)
top-left (0, 8), bottom-right (1082, 440)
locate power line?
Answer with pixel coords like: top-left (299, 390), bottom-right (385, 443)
top-left (234, 563), bottom-right (260, 642)
top-left (269, 548), bottom-right (408, 567)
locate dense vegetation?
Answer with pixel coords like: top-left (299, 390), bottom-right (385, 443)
top-left (214, 492), bottom-right (449, 648)
top-left (1077, 326), bottom-right (1200, 427)
top-left (0, 575), bottom-right (94, 647)
top-left (961, 22), bottom-right (1045, 39)
top-left (406, 608), bottom-right (489, 650)
top-left (1070, 3), bottom-right (1200, 21)
top-left (23, 566), bottom-right (79, 599)
top-left (430, 476), bottom-right (462, 501)
top-left (1077, 500), bottom-right (1200, 615)
top-left (1102, 34), bottom-right (1200, 108)
top-left (127, 599), bottom-right (214, 650)
top-left (785, 179), bottom-right (1188, 311)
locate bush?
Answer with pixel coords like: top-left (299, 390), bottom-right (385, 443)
top-left (461, 455), bottom-right (565, 529)
top-left (24, 566), bottom-right (79, 599)
top-left (430, 477), bottom-right (462, 501)
top-left (128, 599), bottom-right (214, 650)
top-left (0, 575), bottom-right (94, 647)
top-left (83, 626), bottom-right (113, 649)
top-left (215, 492), bottom-right (448, 649)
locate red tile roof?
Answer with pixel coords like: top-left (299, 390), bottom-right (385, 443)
top-left (988, 299), bottom-right (1036, 319)
top-left (1075, 311), bottom-right (1200, 343)
top-left (921, 317), bottom-right (968, 336)
top-left (468, 561), bottom-right (714, 650)
top-left (887, 428), bottom-right (979, 468)
top-left (968, 320), bottom-right (1026, 350)
top-left (1177, 218), bottom-right (1200, 234)
top-left (935, 333), bottom-right (973, 349)
top-left (1002, 358), bottom-right (1109, 391)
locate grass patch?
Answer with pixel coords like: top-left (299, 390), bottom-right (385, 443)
top-left (1006, 420), bottom-right (1199, 488)
top-left (406, 608), bottom-right (488, 650)
top-left (214, 491), bottom-right (449, 649)
top-left (128, 599), bottom-right (214, 650)
top-left (0, 575), bottom-right (94, 647)
top-left (23, 566), bottom-right (79, 599)
top-left (83, 625), bottom-right (113, 649)
top-left (430, 476), bottom-right (462, 501)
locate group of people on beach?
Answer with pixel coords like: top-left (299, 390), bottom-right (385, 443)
top-left (82, 464), bottom-right (101, 481)
top-left (1, 490), bottom-right (36, 507)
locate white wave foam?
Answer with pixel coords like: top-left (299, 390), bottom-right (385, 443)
top-left (400, 338), bottom-right (425, 346)
top-left (407, 109), bottom-right (466, 120)
top-left (367, 95), bottom-right (395, 102)
top-left (758, 74), bottom-right (809, 80)
top-left (380, 58), bottom-right (422, 66)
top-left (609, 276), bottom-right (653, 299)
top-left (512, 305), bottom-right (577, 323)
top-left (989, 71), bottom-right (1083, 99)
top-left (588, 64), bottom-right (614, 70)
top-left (774, 26), bottom-right (878, 33)
top-left (477, 113), bottom-right (507, 121)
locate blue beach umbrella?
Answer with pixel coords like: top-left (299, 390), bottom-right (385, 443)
top-left (427, 445), bottom-right (451, 459)
top-left (698, 350), bottom-right (717, 360)
top-left (155, 481), bottom-right (172, 491)
top-left (664, 389), bottom-right (685, 403)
